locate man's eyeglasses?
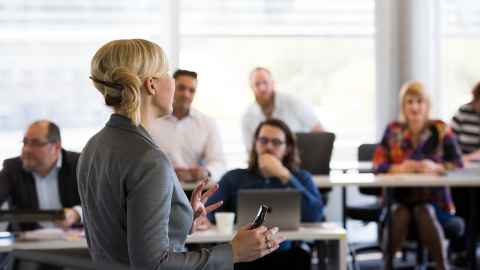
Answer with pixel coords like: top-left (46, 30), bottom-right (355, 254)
top-left (256, 137), bottom-right (285, 147)
top-left (22, 138), bottom-right (51, 148)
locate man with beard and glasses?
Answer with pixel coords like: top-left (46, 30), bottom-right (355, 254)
top-left (149, 69), bottom-right (226, 183)
top-left (0, 120), bottom-right (81, 231)
top-left (207, 118), bottom-right (324, 270)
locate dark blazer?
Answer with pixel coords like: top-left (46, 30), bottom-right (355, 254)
top-left (0, 149), bottom-right (81, 231)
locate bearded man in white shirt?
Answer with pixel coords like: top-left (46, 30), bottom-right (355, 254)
top-left (242, 67), bottom-right (324, 151)
top-left (149, 69), bottom-right (226, 182)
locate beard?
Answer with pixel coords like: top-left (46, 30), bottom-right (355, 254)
top-left (21, 155), bottom-right (40, 173)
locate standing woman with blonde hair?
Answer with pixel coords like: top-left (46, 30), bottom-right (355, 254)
top-left (77, 39), bottom-right (283, 270)
top-left (373, 81), bottom-right (464, 269)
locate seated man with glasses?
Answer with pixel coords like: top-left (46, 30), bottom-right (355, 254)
top-left (0, 120), bottom-right (82, 231)
top-left (207, 118), bottom-right (324, 270)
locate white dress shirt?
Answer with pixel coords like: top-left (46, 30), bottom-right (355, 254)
top-left (241, 91), bottom-right (320, 150)
top-left (32, 153), bottom-right (82, 227)
top-left (149, 108), bottom-right (227, 182)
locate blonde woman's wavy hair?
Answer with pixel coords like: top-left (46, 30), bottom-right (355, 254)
top-left (398, 80), bottom-right (431, 122)
top-left (90, 39), bottom-right (168, 125)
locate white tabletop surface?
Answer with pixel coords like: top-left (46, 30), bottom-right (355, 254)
top-left (0, 223), bottom-right (346, 252)
top-left (314, 173), bottom-right (480, 187)
top-left (186, 222), bottom-right (346, 243)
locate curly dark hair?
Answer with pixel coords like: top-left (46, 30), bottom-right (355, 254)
top-left (247, 118), bottom-right (301, 173)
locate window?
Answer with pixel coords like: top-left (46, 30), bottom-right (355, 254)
top-left (441, 0), bottom-right (480, 120)
top-left (179, 0), bottom-right (376, 166)
top-left (0, 1), bottom-right (171, 161)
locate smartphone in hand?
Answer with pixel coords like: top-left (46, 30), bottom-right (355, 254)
top-left (250, 204), bottom-right (271, 229)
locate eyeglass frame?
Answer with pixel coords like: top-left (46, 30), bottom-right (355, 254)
top-left (256, 136), bottom-right (286, 147)
top-left (22, 138), bottom-right (55, 148)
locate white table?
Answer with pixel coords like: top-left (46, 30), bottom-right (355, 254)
top-left (188, 223), bottom-right (347, 270)
top-left (0, 238), bottom-right (87, 252)
top-left (0, 224), bottom-right (347, 270)
top-left (314, 173), bottom-right (480, 187)
top-left (330, 161), bottom-right (373, 173)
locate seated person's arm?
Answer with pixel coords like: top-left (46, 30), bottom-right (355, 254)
top-left (373, 125), bottom-right (420, 174)
top-left (0, 161), bottom-right (14, 205)
top-left (293, 171), bottom-right (324, 222)
top-left (206, 173), bottom-right (232, 223)
top-left (440, 127), bottom-right (464, 170)
top-left (297, 98), bottom-right (323, 133)
top-left (389, 160), bottom-right (421, 173)
top-left (258, 155), bottom-right (323, 221)
top-left (203, 120), bottom-right (227, 181)
top-left (462, 149), bottom-right (480, 163)
top-left (175, 167), bottom-right (195, 182)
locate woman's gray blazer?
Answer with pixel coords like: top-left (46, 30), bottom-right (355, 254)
top-left (77, 114), bottom-right (233, 270)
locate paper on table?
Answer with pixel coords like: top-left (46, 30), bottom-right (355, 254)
top-left (21, 228), bottom-right (83, 241)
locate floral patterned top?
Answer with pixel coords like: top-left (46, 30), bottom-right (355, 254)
top-left (373, 120), bottom-right (463, 213)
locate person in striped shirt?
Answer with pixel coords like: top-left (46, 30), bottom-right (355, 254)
top-left (451, 82), bottom-right (480, 162)
top-left (449, 82), bottom-right (480, 265)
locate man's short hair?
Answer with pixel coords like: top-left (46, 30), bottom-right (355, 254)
top-left (249, 67), bottom-right (273, 81)
top-left (31, 120), bottom-right (61, 143)
top-left (173, 69), bottom-right (197, 80)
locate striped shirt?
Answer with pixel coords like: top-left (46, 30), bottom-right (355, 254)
top-left (451, 103), bottom-right (480, 154)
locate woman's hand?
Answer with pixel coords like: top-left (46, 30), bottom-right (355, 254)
top-left (190, 179), bottom-right (222, 233)
top-left (231, 225), bottom-right (285, 263)
top-left (391, 159), bottom-right (420, 173)
top-left (192, 215), bottom-right (213, 231)
top-left (56, 208), bottom-right (81, 230)
top-left (463, 149), bottom-right (480, 163)
top-left (258, 154), bottom-right (291, 184)
top-left (418, 159), bottom-right (445, 174)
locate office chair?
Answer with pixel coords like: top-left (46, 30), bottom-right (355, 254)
top-left (343, 143), bottom-right (383, 270)
top-left (295, 132), bottom-right (335, 206)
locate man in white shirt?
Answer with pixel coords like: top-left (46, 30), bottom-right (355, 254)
top-left (242, 67), bottom-right (324, 150)
top-left (149, 69), bottom-right (226, 182)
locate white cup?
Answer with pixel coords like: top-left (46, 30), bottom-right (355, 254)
top-left (214, 212), bottom-right (235, 233)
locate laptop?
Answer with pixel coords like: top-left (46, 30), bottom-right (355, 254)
top-left (0, 210), bottom-right (65, 223)
top-left (236, 189), bottom-right (301, 230)
top-left (295, 132), bottom-right (335, 175)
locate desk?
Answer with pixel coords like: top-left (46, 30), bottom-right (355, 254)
top-left (314, 173), bottom-right (480, 187)
top-left (188, 223), bottom-right (347, 270)
top-left (313, 173), bottom-right (480, 270)
top-left (0, 224), bottom-right (347, 270)
top-left (0, 238), bottom-right (87, 252)
top-left (330, 161), bottom-right (373, 173)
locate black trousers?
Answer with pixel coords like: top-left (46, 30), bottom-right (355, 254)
top-left (234, 246), bottom-right (311, 270)
top-left (450, 187), bottom-right (479, 252)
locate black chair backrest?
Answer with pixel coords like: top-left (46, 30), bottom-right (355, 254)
top-left (357, 143), bottom-right (381, 196)
top-left (296, 132), bottom-right (336, 175)
top-left (8, 250), bottom-right (130, 270)
top-left (358, 143), bottom-right (377, 162)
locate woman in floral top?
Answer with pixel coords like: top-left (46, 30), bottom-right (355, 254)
top-left (373, 81), bottom-right (464, 270)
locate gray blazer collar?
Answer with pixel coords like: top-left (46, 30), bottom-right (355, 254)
top-left (106, 114), bottom-right (156, 146)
